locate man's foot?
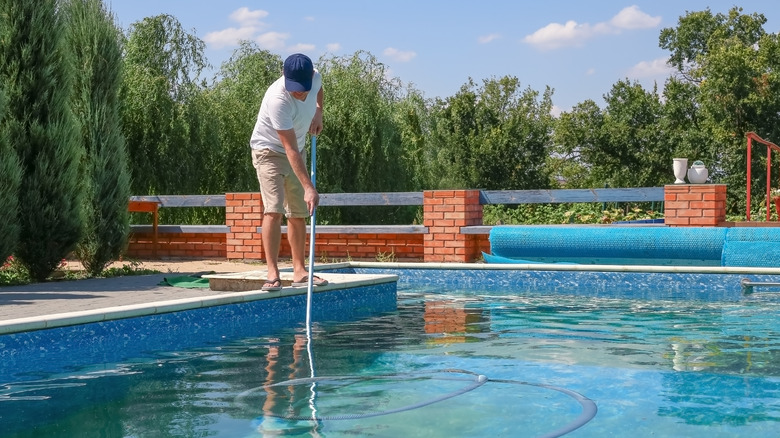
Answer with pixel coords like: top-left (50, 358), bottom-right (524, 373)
top-left (261, 278), bottom-right (282, 291)
top-left (291, 275), bottom-right (328, 287)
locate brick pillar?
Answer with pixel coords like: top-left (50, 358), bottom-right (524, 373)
top-left (423, 190), bottom-right (483, 262)
top-left (664, 184), bottom-right (727, 226)
top-left (225, 192), bottom-right (265, 260)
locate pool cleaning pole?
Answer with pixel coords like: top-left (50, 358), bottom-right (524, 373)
top-left (305, 135), bottom-right (320, 423)
top-left (305, 135), bottom-right (317, 374)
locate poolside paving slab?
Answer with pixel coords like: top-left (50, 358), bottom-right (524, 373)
top-left (0, 268), bottom-right (398, 336)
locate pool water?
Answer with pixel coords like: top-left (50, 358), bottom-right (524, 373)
top-left (2, 283), bottom-right (780, 437)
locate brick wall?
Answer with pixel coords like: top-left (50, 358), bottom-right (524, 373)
top-left (225, 193), bottom-right (266, 260)
top-left (423, 190), bottom-right (484, 263)
top-left (664, 184), bottom-right (727, 226)
top-left (312, 232), bottom-right (424, 261)
top-left (126, 232), bottom-right (226, 259)
top-left (127, 190), bottom-right (490, 262)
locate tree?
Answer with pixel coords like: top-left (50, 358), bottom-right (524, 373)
top-left (65, 0), bottom-right (131, 276)
top-left (428, 76), bottom-right (554, 190)
top-left (0, 90), bottom-right (22, 262)
top-left (660, 6), bottom-right (780, 214)
top-left (209, 42), bottom-right (282, 193)
top-left (550, 99), bottom-right (605, 188)
top-left (316, 51), bottom-right (419, 224)
top-left (121, 14), bottom-right (210, 196)
top-left (0, 0), bottom-right (84, 280)
top-left (599, 80), bottom-right (669, 187)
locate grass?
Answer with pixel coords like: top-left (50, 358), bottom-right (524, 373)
top-left (0, 256), bottom-right (161, 287)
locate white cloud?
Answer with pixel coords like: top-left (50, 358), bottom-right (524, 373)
top-left (205, 8), bottom-right (317, 54)
top-left (586, 68), bottom-right (596, 76)
top-left (204, 7), bottom-right (268, 48)
top-left (204, 27), bottom-right (259, 49)
top-left (288, 43), bottom-right (316, 53)
top-left (230, 7), bottom-right (268, 26)
top-left (523, 20), bottom-right (594, 50)
top-left (326, 43), bottom-right (342, 52)
top-left (256, 32), bottom-right (290, 50)
top-left (478, 33), bottom-right (501, 44)
top-left (523, 6), bottom-right (661, 51)
top-left (610, 5), bottom-right (661, 30)
top-left (383, 47), bottom-right (417, 62)
top-left (627, 57), bottom-right (674, 78)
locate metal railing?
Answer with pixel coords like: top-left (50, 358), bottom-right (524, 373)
top-left (746, 132), bottom-right (780, 221)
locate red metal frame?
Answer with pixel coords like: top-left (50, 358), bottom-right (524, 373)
top-left (746, 132), bottom-right (780, 221)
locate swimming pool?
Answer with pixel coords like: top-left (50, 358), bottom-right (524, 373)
top-left (1, 263), bottom-right (780, 437)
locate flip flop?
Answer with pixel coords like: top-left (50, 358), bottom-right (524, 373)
top-left (291, 275), bottom-right (328, 287)
top-left (261, 278), bottom-right (282, 291)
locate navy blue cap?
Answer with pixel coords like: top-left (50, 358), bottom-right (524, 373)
top-left (283, 53), bottom-right (314, 92)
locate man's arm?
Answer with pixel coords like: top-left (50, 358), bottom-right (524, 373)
top-left (310, 86), bottom-right (323, 135)
top-left (277, 128), bottom-right (319, 215)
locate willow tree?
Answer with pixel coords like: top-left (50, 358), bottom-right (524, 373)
top-left (0, 0), bottom-right (84, 280)
top-left (65, 0), bottom-right (131, 275)
top-left (209, 42), bottom-right (282, 193)
top-left (316, 51), bottom-right (419, 225)
top-left (121, 14), bottom-right (211, 196)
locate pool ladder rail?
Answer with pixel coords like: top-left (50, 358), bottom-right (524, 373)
top-left (741, 278), bottom-right (780, 294)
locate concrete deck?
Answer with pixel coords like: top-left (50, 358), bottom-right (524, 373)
top-left (0, 270), bottom-right (398, 336)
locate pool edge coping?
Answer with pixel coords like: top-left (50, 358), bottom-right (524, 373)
top-left (0, 271), bottom-right (398, 336)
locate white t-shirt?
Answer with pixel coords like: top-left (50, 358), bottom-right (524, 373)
top-left (249, 70), bottom-right (322, 154)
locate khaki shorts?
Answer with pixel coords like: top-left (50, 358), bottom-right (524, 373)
top-left (252, 148), bottom-right (308, 218)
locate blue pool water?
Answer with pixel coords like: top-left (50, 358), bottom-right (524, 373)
top-left (1, 267), bottom-right (780, 437)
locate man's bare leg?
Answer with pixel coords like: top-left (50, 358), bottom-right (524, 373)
top-left (286, 217), bottom-right (308, 282)
top-left (262, 212), bottom-right (283, 281)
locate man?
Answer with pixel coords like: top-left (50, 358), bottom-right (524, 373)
top-left (250, 53), bottom-right (327, 291)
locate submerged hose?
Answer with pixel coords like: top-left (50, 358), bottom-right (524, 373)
top-left (490, 378), bottom-right (598, 438)
top-left (238, 369), bottom-right (597, 437)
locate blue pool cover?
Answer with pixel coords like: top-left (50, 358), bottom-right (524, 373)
top-left (487, 226), bottom-right (780, 267)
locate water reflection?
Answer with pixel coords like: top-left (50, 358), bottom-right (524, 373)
top-left (424, 300), bottom-right (489, 344)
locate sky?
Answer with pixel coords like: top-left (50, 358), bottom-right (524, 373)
top-left (108, 1), bottom-right (780, 115)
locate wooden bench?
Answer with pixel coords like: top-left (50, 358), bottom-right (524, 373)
top-left (128, 200), bottom-right (161, 256)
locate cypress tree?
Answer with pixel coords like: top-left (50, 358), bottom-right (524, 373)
top-left (0, 0), bottom-right (85, 281)
top-left (65, 0), bottom-right (130, 276)
top-left (0, 90), bottom-right (22, 262)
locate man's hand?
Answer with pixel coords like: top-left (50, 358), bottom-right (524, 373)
top-left (304, 186), bottom-right (320, 216)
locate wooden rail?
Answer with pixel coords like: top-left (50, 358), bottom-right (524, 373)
top-left (131, 187), bottom-right (665, 210)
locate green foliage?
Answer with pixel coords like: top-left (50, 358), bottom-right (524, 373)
top-left (65, 0), bottom-right (131, 276)
top-left (659, 6), bottom-right (780, 214)
top-left (553, 80), bottom-right (669, 189)
top-left (428, 76), bottom-right (554, 190)
top-left (121, 14), bottom-right (214, 198)
top-left (0, 0), bottom-right (85, 281)
top-left (483, 203), bottom-right (664, 225)
top-left (0, 89), bottom-right (22, 261)
top-left (0, 256), bottom-right (31, 286)
top-left (209, 42), bottom-right (282, 193)
top-left (316, 51), bottom-right (420, 224)
top-left (101, 260), bottom-right (160, 277)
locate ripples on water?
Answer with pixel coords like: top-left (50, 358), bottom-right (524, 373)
top-left (2, 286), bottom-right (780, 437)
